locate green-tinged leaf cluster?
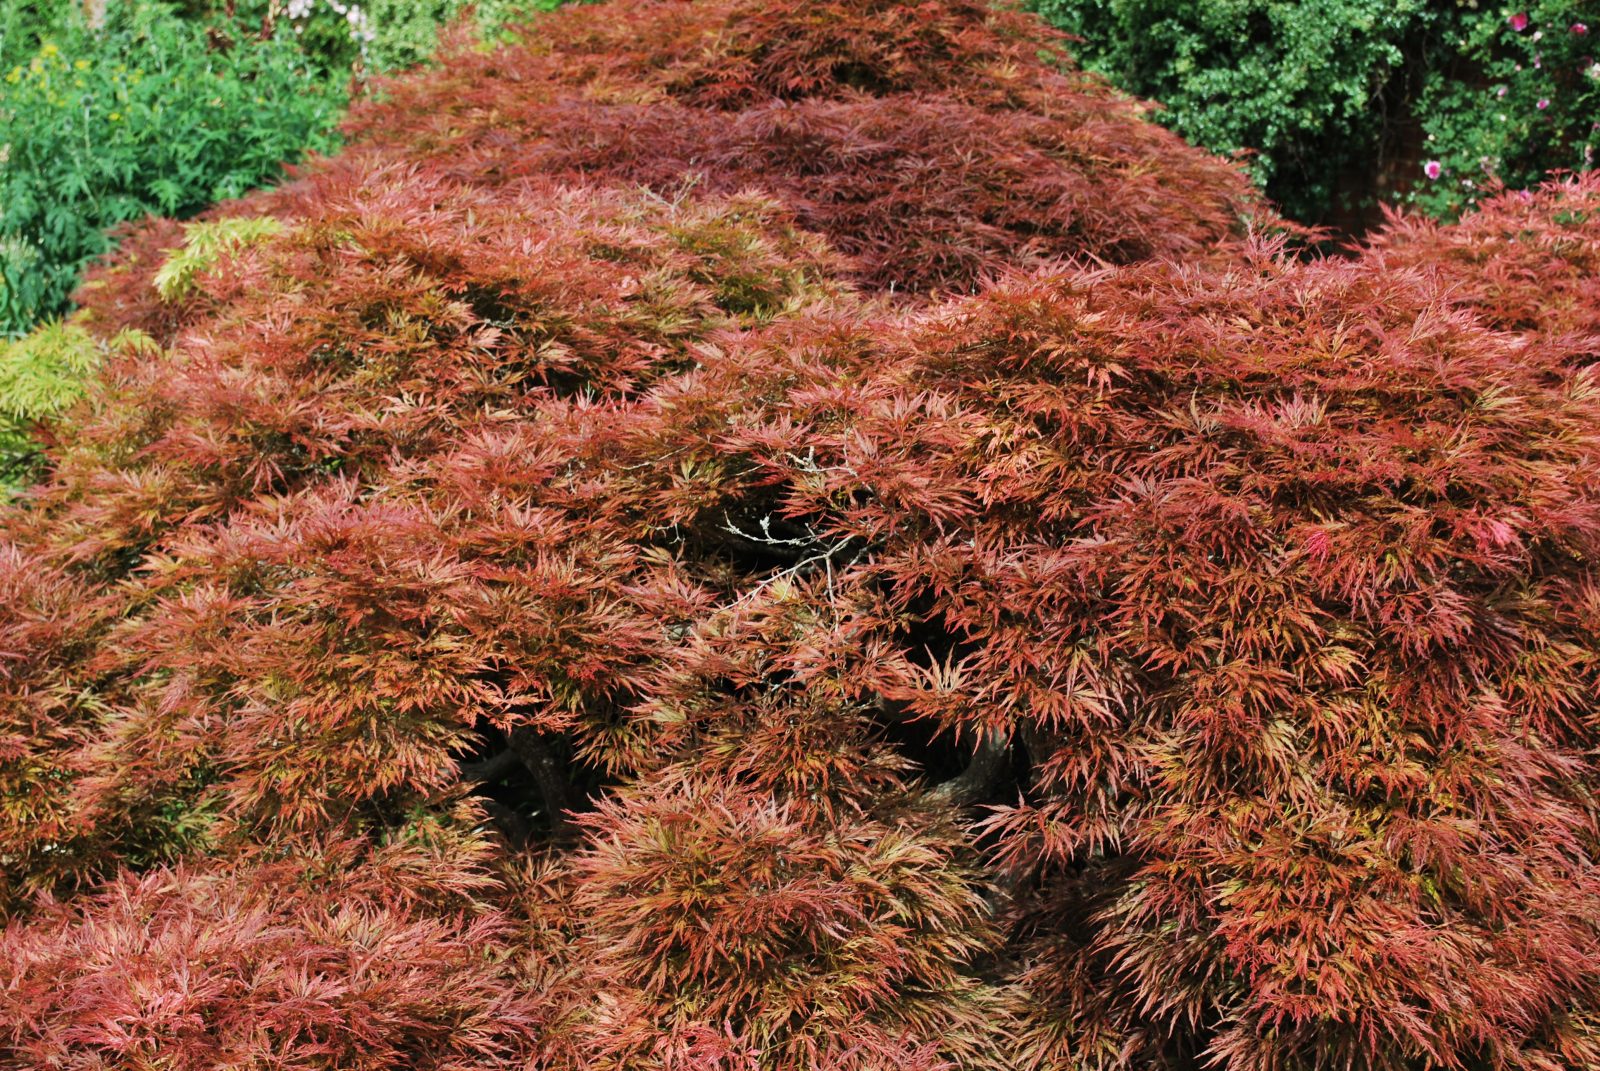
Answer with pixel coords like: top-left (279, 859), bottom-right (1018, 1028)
top-left (152, 216), bottom-right (285, 302)
top-left (0, 320), bottom-right (99, 487)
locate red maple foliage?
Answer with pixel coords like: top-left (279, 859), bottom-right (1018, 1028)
top-left (569, 776), bottom-right (998, 1070)
top-left (1364, 173), bottom-right (1600, 363)
top-left (342, 0), bottom-right (1259, 295)
top-left (697, 249), bottom-right (1600, 1068)
top-left (1, 829), bottom-right (556, 1070)
top-left (4, 1), bottom-right (1600, 1069)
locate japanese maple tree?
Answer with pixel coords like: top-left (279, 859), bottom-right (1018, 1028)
top-left (2, 2), bottom-right (1599, 1070)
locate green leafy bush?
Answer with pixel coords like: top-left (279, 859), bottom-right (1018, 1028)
top-left (0, 319), bottom-right (117, 487)
top-left (0, 3), bottom-right (341, 338)
top-left (1410, 4), bottom-right (1600, 217)
top-left (0, 238), bottom-right (50, 338)
top-left (1034, 1), bottom-right (1598, 225)
top-left (1027, 0), bottom-right (1430, 223)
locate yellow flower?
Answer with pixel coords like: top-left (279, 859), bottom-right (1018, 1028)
top-left (40, 43), bottom-right (58, 57)
top-left (74, 59), bottom-right (90, 71)
top-left (109, 111), bottom-right (122, 122)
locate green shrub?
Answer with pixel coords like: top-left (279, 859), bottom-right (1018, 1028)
top-left (1034, 1), bottom-right (1598, 225)
top-left (0, 238), bottom-right (50, 339)
top-left (0, 3), bottom-right (341, 338)
top-left (1409, 4), bottom-right (1600, 218)
top-left (1028, 0), bottom-right (1431, 223)
top-left (0, 319), bottom-right (105, 487)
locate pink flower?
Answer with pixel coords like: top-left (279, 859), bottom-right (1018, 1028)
top-left (1509, 11), bottom-right (1530, 31)
top-left (1574, 22), bottom-right (1590, 35)
top-left (1497, 85), bottom-right (1508, 97)
top-left (1538, 97), bottom-right (1550, 109)
top-left (1424, 160), bottom-right (1443, 180)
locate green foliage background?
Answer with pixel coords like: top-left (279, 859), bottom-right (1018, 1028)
top-left (0, 0), bottom-right (558, 344)
top-left (1029, 0), bottom-right (1431, 223)
top-left (1408, 2), bottom-right (1599, 218)
top-left (176, 0), bottom-right (554, 76)
top-left (1031, 1), bottom-right (1599, 224)
top-left (0, 3), bottom-right (339, 338)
